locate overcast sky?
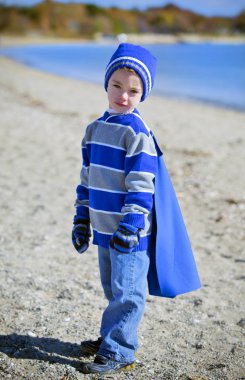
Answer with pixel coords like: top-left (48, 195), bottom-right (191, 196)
top-left (2, 0), bottom-right (245, 17)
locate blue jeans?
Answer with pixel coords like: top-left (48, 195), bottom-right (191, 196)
top-left (97, 245), bottom-right (150, 363)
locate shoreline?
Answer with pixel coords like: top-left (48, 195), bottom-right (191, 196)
top-left (153, 88), bottom-right (245, 113)
top-left (1, 51), bottom-right (244, 113)
top-left (1, 33), bottom-right (245, 47)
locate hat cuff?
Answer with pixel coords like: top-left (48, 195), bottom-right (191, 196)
top-left (104, 57), bottom-right (152, 101)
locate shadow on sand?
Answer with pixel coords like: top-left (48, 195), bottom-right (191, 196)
top-left (0, 333), bottom-right (82, 369)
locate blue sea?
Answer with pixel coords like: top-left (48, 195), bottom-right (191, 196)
top-left (1, 42), bottom-right (245, 110)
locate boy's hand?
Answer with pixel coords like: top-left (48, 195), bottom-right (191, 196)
top-left (72, 218), bottom-right (91, 254)
top-left (110, 221), bottom-right (140, 254)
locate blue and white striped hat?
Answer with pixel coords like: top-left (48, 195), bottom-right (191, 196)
top-left (104, 43), bottom-right (157, 102)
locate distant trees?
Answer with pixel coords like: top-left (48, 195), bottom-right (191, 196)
top-left (0, 1), bottom-right (244, 38)
top-left (233, 12), bottom-right (245, 33)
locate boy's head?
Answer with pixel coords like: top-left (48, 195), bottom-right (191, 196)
top-left (107, 66), bottom-right (143, 114)
top-left (104, 43), bottom-right (157, 103)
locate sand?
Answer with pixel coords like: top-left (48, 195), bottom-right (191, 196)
top-left (0, 55), bottom-right (244, 380)
top-left (1, 34), bottom-right (245, 47)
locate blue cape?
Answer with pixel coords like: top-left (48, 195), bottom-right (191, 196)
top-left (147, 149), bottom-right (201, 298)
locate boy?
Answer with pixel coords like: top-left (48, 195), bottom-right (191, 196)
top-left (72, 43), bottom-right (201, 374)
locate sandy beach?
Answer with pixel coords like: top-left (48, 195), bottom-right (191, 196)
top-left (1, 34), bottom-right (245, 47)
top-left (0, 55), bottom-right (245, 380)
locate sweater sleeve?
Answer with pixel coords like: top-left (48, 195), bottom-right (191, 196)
top-left (74, 135), bottom-right (90, 219)
top-left (121, 130), bottom-right (157, 230)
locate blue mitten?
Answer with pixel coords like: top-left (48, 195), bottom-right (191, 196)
top-left (72, 217), bottom-right (91, 254)
top-left (110, 221), bottom-right (140, 253)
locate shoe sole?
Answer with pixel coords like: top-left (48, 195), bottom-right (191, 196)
top-left (81, 361), bottom-right (136, 374)
top-left (121, 362), bottom-right (136, 371)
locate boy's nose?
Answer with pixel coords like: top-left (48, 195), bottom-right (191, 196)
top-left (119, 91), bottom-right (128, 101)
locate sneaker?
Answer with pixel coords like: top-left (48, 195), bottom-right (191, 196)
top-left (80, 337), bottom-right (103, 356)
top-left (81, 354), bottom-right (136, 374)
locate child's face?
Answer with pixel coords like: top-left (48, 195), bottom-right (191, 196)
top-left (107, 68), bottom-right (143, 113)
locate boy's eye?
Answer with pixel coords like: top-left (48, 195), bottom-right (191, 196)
top-left (113, 84), bottom-right (120, 88)
top-left (131, 89), bottom-right (139, 94)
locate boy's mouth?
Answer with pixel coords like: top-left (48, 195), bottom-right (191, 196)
top-left (115, 102), bottom-right (127, 107)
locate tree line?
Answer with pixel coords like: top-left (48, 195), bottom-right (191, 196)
top-left (0, 1), bottom-right (244, 38)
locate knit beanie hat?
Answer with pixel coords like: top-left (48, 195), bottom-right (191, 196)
top-left (104, 43), bottom-right (157, 102)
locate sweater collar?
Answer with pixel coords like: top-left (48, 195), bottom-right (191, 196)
top-left (104, 108), bottom-right (140, 118)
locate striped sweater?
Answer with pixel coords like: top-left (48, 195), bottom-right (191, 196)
top-left (75, 108), bottom-right (158, 251)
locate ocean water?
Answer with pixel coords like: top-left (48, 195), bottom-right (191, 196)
top-left (1, 42), bottom-right (245, 110)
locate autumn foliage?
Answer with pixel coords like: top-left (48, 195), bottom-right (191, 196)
top-left (0, 1), bottom-right (244, 38)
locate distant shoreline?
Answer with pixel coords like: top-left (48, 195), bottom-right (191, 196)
top-left (1, 33), bottom-right (245, 47)
top-left (1, 39), bottom-right (244, 112)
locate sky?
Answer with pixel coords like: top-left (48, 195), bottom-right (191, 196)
top-left (2, 0), bottom-right (245, 17)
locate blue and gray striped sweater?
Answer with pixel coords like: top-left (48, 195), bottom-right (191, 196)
top-left (75, 108), bottom-right (158, 251)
